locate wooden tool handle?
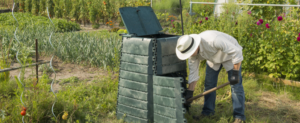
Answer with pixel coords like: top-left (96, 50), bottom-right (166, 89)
top-left (186, 82), bottom-right (230, 102)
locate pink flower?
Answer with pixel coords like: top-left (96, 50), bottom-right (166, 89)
top-left (284, 13), bottom-right (286, 17)
top-left (277, 16), bottom-right (283, 21)
top-left (205, 17), bottom-right (208, 20)
top-left (247, 10), bottom-right (251, 15)
top-left (266, 23), bottom-right (270, 28)
top-left (297, 36), bottom-right (300, 42)
top-left (171, 20), bottom-right (174, 22)
top-left (235, 21), bottom-right (238, 25)
top-left (199, 20), bottom-right (202, 23)
top-left (259, 19), bottom-right (263, 24)
top-left (256, 21), bottom-right (261, 25)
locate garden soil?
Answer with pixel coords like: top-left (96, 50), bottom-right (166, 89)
top-left (9, 56), bottom-right (107, 93)
top-left (79, 23), bottom-right (126, 32)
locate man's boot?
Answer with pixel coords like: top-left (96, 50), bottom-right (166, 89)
top-left (184, 90), bottom-right (194, 113)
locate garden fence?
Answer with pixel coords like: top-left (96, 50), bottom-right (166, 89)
top-left (190, 1), bottom-right (300, 16)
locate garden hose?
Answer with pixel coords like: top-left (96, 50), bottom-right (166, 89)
top-left (12, 3), bottom-right (26, 123)
top-left (46, 7), bottom-right (57, 120)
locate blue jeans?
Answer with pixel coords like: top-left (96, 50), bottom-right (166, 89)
top-left (201, 63), bottom-right (246, 121)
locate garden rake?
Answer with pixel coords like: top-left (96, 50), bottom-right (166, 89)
top-left (186, 82), bottom-right (230, 103)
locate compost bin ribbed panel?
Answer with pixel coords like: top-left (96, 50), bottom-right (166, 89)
top-left (154, 37), bottom-right (186, 75)
top-left (117, 6), bottom-right (188, 123)
top-left (116, 37), bottom-right (154, 123)
top-left (117, 36), bottom-right (188, 123)
top-left (153, 75), bottom-right (187, 123)
top-left (121, 37), bottom-right (153, 56)
top-left (117, 70), bottom-right (154, 122)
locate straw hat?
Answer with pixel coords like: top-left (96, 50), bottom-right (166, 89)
top-left (175, 34), bottom-right (201, 60)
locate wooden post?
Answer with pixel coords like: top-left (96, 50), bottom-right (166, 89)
top-left (35, 39), bottom-right (38, 83)
top-left (179, 0), bottom-right (184, 35)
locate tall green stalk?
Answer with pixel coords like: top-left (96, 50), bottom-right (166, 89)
top-left (46, 0), bottom-right (54, 17)
top-left (24, 0), bottom-right (31, 13)
top-left (31, 0), bottom-right (38, 15)
top-left (39, 0), bottom-right (46, 15)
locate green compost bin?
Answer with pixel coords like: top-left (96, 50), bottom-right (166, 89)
top-left (116, 6), bottom-right (188, 123)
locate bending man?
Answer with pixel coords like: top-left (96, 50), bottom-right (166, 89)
top-left (175, 30), bottom-right (246, 123)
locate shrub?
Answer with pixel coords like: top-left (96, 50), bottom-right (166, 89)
top-left (92, 23), bottom-right (100, 29)
top-left (168, 2), bottom-right (300, 81)
top-left (0, 12), bottom-right (80, 32)
top-left (250, 0), bottom-right (286, 20)
top-left (117, 29), bottom-right (127, 34)
top-left (191, 0), bottom-right (215, 17)
top-left (110, 27), bottom-right (120, 32)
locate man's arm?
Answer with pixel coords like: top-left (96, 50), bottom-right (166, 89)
top-left (213, 34), bottom-right (242, 85)
top-left (187, 56), bottom-right (201, 91)
top-left (188, 81), bottom-right (197, 90)
top-left (233, 62), bottom-right (241, 70)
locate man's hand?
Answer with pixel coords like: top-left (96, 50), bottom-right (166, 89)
top-left (230, 70), bottom-right (239, 85)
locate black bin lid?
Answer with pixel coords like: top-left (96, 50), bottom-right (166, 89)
top-left (119, 6), bottom-right (163, 37)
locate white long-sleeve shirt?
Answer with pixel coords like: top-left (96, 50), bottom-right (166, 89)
top-left (188, 30), bottom-right (244, 84)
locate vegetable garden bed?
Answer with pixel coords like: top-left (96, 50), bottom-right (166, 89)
top-left (1, 1), bottom-right (300, 123)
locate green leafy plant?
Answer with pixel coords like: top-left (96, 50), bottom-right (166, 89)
top-left (46, 0), bottom-right (54, 17)
top-left (249, 0), bottom-right (286, 20)
top-left (168, 2), bottom-right (300, 81)
top-left (92, 23), bottom-right (100, 29)
top-left (53, 0), bottom-right (62, 18)
top-left (110, 27), bottom-right (120, 32)
top-left (191, 0), bottom-right (215, 17)
top-left (0, 12), bottom-right (80, 32)
top-left (19, 0), bottom-right (25, 12)
top-left (116, 29), bottom-right (127, 34)
top-left (17, 0), bottom-right (151, 26)
top-left (60, 76), bottom-right (79, 84)
top-left (31, 0), bottom-right (39, 15)
top-left (88, 0), bottom-right (97, 25)
top-left (38, 64), bottom-right (52, 74)
top-left (0, 36), bottom-right (13, 82)
top-left (25, 0), bottom-right (32, 13)
top-left (79, 0), bottom-right (89, 25)
top-left (38, 0), bottom-right (46, 16)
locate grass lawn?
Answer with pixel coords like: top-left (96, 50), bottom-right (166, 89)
top-left (1, 59), bottom-right (300, 123)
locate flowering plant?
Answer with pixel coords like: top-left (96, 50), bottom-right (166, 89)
top-left (106, 21), bottom-right (114, 28)
top-left (168, 3), bottom-right (300, 80)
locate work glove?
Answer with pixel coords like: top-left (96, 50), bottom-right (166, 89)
top-left (230, 70), bottom-right (240, 85)
top-left (184, 90), bottom-right (194, 113)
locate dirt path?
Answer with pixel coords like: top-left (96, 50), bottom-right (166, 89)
top-left (9, 56), bottom-right (107, 92)
top-left (79, 23), bottom-right (126, 32)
